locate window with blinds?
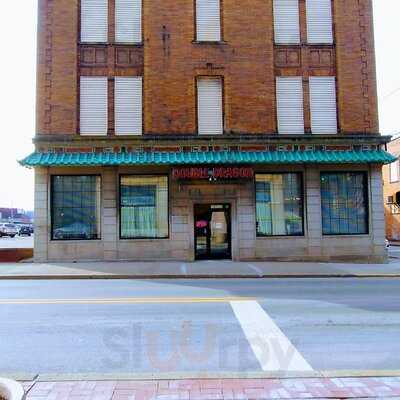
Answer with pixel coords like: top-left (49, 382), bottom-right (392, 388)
top-left (309, 77), bottom-right (337, 134)
top-left (273, 0), bottom-right (300, 44)
top-left (115, 0), bottom-right (142, 43)
top-left (390, 160), bottom-right (400, 183)
top-left (197, 78), bottom-right (223, 135)
top-left (196, 0), bottom-right (221, 42)
top-left (306, 0), bottom-right (333, 44)
top-left (276, 77), bottom-right (304, 134)
top-left (80, 77), bottom-right (108, 136)
top-left (81, 0), bottom-right (108, 43)
top-left (115, 77), bottom-right (143, 135)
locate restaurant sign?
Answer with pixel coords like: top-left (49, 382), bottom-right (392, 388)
top-left (172, 166), bottom-right (254, 180)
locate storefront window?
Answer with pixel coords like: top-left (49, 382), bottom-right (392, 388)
top-left (321, 172), bottom-right (368, 235)
top-left (51, 175), bottom-right (101, 240)
top-left (120, 176), bottom-right (169, 239)
top-left (256, 173), bottom-right (304, 236)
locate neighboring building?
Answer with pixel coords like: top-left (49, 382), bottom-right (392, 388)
top-left (383, 135), bottom-right (400, 241)
top-left (21, 0), bottom-right (395, 262)
top-left (0, 208), bottom-right (33, 224)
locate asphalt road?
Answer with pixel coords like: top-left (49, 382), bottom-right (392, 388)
top-left (0, 278), bottom-right (399, 375)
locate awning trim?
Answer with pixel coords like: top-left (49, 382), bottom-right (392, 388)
top-left (19, 150), bottom-right (397, 167)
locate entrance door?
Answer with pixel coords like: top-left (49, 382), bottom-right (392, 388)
top-left (194, 204), bottom-right (231, 260)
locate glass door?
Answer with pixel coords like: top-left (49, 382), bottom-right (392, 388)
top-left (194, 204), bottom-right (231, 260)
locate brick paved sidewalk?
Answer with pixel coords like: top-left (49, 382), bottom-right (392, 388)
top-left (22, 376), bottom-right (400, 400)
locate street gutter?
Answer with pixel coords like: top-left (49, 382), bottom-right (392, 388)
top-left (3, 370), bottom-right (400, 382)
top-left (0, 274), bottom-right (400, 280)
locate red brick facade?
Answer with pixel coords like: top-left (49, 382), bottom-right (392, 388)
top-left (36, 0), bottom-right (379, 139)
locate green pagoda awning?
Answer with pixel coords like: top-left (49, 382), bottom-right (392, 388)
top-left (19, 150), bottom-right (396, 167)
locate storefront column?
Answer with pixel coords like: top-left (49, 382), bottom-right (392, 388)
top-left (305, 165), bottom-right (323, 257)
top-left (370, 164), bottom-right (387, 260)
top-left (102, 168), bottom-right (118, 260)
top-left (34, 167), bottom-right (49, 262)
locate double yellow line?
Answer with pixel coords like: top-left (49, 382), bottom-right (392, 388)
top-left (0, 296), bottom-right (256, 305)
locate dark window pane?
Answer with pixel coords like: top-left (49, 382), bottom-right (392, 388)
top-left (120, 176), bottom-right (168, 239)
top-left (51, 176), bottom-right (101, 240)
top-left (321, 172), bottom-right (368, 235)
top-left (256, 173), bottom-right (304, 236)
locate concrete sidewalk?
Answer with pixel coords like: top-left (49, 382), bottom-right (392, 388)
top-left (20, 375), bottom-right (400, 399)
top-left (1, 259), bottom-right (400, 279)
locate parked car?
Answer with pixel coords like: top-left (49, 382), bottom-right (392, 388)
top-left (0, 223), bottom-right (19, 238)
top-left (18, 226), bottom-right (31, 236)
top-left (53, 222), bottom-right (93, 240)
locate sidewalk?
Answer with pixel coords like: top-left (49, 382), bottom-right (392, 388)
top-left (1, 259), bottom-right (400, 279)
top-left (21, 375), bottom-right (400, 399)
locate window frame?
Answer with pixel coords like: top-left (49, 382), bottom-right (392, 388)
top-left (115, 0), bottom-right (144, 44)
top-left (320, 171), bottom-right (370, 236)
top-left (305, 0), bottom-right (334, 45)
top-left (194, 0), bottom-right (224, 43)
top-left (273, 0), bottom-right (301, 45)
top-left (114, 76), bottom-right (144, 136)
top-left (79, 76), bottom-right (108, 136)
top-left (195, 75), bottom-right (225, 136)
top-left (118, 174), bottom-right (170, 240)
top-left (255, 172), bottom-right (305, 238)
top-left (79, 0), bottom-right (109, 44)
top-left (390, 160), bottom-right (400, 183)
top-left (50, 175), bottom-right (102, 242)
top-left (275, 76), bottom-right (305, 135)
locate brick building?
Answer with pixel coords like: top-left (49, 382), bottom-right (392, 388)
top-left (21, 0), bottom-right (395, 262)
top-left (383, 136), bottom-right (400, 241)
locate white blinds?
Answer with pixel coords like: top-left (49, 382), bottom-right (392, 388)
top-left (273, 0), bottom-right (300, 44)
top-left (80, 77), bottom-right (108, 135)
top-left (115, 0), bottom-right (142, 43)
top-left (306, 0), bottom-right (333, 44)
top-left (196, 0), bottom-right (221, 42)
top-left (81, 0), bottom-right (108, 43)
top-left (309, 77), bottom-right (337, 134)
top-left (276, 77), bottom-right (304, 134)
top-left (115, 77), bottom-right (143, 135)
top-left (197, 78), bottom-right (223, 135)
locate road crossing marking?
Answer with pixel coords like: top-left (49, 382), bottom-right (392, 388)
top-left (0, 296), bottom-right (257, 305)
top-left (230, 300), bottom-right (313, 372)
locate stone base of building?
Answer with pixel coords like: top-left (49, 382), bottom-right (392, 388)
top-left (33, 163), bottom-right (387, 264)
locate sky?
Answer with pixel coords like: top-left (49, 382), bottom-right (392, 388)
top-left (0, 1), bottom-right (399, 211)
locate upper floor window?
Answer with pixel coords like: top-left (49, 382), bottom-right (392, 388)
top-left (276, 77), bottom-right (304, 134)
top-left (309, 76), bottom-right (337, 134)
top-left (81, 0), bottom-right (108, 43)
top-left (80, 77), bottom-right (108, 136)
top-left (81, 0), bottom-right (142, 43)
top-left (273, 0), bottom-right (300, 44)
top-left (196, 0), bottom-right (222, 42)
top-left (115, 0), bottom-right (142, 43)
top-left (115, 77), bottom-right (143, 135)
top-left (390, 160), bottom-right (400, 183)
top-left (306, 0), bottom-right (333, 44)
top-left (197, 77), bottom-right (224, 135)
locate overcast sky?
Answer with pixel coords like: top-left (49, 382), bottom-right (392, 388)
top-left (0, 1), bottom-right (399, 210)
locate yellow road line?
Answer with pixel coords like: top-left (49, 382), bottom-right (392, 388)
top-left (0, 296), bottom-right (257, 305)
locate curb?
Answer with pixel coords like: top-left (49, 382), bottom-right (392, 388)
top-left (4, 370), bottom-right (400, 382)
top-left (0, 274), bottom-right (399, 280)
top-left (0, 378), bottom-right (25, 400)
